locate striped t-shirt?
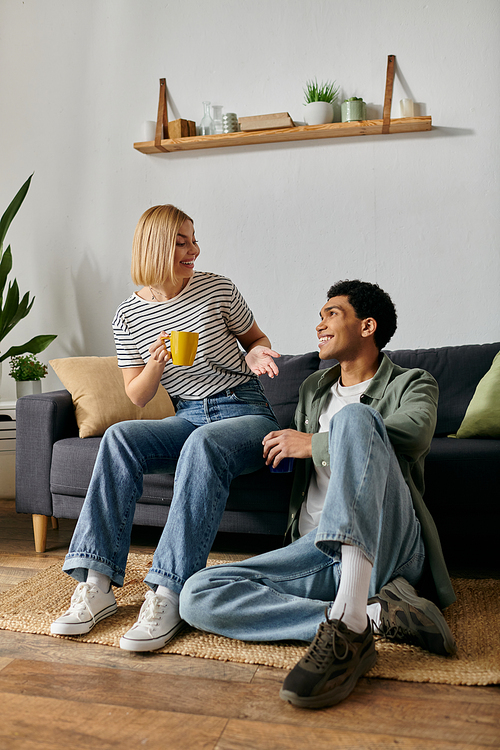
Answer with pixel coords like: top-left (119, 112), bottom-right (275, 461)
top-left (112, 271), bottom-right (256, 399)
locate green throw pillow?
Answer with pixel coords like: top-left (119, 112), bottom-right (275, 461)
top-left (455, 351), bottom-right (500, 438)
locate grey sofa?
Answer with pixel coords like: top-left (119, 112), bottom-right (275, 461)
top-left (15, 343), bottom-right (500, 571)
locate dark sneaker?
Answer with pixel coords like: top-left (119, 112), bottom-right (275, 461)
top-left (279, 615), bottom-right (377, 709)
top-left (369, 576), bottom-right (457, 656)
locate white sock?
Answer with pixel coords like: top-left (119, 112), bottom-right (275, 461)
top-left (328, 544), bottom-right (373, 634)
top-left (367, 602), bottom-right (381, 629)
top-left (87, 570), bottom-right (111, 594)
top-left (156, 585), bottom-right (180, 608)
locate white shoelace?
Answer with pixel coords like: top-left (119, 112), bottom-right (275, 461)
top-left (65, 582), bottom-right (98, 623)
top-left (132, 590), bottom-right (168, 635)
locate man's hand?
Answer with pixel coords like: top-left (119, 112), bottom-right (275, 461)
top-left (262, 429), bottom-right (313, 468)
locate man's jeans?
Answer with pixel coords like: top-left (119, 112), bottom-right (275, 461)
top-left (63, 379), bottom-right (279, 593)
top-left (180, 404), bottom-right (425, 641)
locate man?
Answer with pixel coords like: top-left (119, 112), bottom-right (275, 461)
top-left (179, 280), bottom-right (456, 709)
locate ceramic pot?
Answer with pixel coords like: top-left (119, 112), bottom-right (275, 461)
top-left (16, 380), bottom-right (42, 399)
top-left (304, 102), bottom-right (334, 125)
top-left (341, 100), bottom-right (367, 122)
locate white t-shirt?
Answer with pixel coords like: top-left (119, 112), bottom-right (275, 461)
top-left (112, 271), bottom-right (255, 399)
top-left (298, 376), bottom-right (374, 537)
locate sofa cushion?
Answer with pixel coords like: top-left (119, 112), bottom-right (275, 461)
top-left (386, 344), bottom-right (500, 435)
top-left (50, 436), bottom-right (176, 502)
top-left (423, 436), bottom-right (500, 560)
top-left (260, 351), bottom-right (320, 428)
top-left (50, 356), bottom-right (175, 438)
top-left (454, 351), bottom-right (500, 438)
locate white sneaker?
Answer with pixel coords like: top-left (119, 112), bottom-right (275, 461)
top-left (119, 590), bottom-right (183, 652)
top-left (50, 582), bottom-right (117, 635)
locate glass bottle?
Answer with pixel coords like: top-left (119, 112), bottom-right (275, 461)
top-left (200, 101), bottom-right (214, 135)
top-left (212, 105), bottom-right (223, 134)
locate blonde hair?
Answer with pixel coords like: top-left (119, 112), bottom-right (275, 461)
top-left (131, 205), bottom-right (194, 287)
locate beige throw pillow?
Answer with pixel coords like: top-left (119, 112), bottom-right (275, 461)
top-left (50, 356), bottom-right (175, 438)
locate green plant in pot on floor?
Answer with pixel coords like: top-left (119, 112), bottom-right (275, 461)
top-left (0, 174), bottom-right (56, 397)
top-left (303, 78), bottom-right (340, 125)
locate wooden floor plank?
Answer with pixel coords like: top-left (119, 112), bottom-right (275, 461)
top-left (216, 718), bottom-right (495, 750)
top-left (0, 691), bottom-right (227, 750)
top-left (0, 629), bottom-right (258, 681)
top-left (252, 665), bottom-right (500, 705)
top-left (0, 554), bottom-right (62, 569)
top-left (1, 660), bottom-right (499, 746)
top-left (0, 656), bottom-right (14, 671)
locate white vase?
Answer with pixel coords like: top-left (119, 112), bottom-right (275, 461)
top-left (304, 101), bottom-right (334, 125)
top-left (16, 380), bottom-right (42, 399)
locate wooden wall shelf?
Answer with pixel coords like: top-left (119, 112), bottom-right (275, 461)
top-left (134, 59), bottom-right (430, 155)
top-left (133, 116), bottom-right (432, 154)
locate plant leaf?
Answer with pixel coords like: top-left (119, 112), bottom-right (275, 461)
top-left (0, 281), bottom-right (20, 339)
top-left (0, 334), bottom-right (57, 363)
top-left (0, 245), bottom-right (13, 303)
top-left (0, 289), bottom-right (35, 340)
top-left (0, 175), bottom-right (33, 251)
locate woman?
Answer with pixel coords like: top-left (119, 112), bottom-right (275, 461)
top-left (51, 204), bottom-right (280, 651)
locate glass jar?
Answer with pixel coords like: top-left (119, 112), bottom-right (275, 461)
top-left (212, 105), bottom-right (223, 134)
top-left (200, 102), bottom-right (214, 135)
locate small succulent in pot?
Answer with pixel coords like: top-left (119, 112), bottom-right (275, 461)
top-left (9, 353), bottom-right (48, 381)
top-left (341, 97), bottom-right (367, 122)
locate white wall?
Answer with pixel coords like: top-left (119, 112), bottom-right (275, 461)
top-left (1, 0), bottom-right (499, 398)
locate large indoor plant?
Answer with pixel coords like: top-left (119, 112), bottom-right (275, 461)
top-left (0, 175), bottom-right (56, 395)
top-left (303, 78), bottom-right (340, 125)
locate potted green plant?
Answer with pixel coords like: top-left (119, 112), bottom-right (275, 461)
top-left (0, 174), bottom-right (57, 396)
top-left (303, 79), bottom-right (340, 125)
top-left (9, 353), bottom-right (48, 398)
top-left (341, 97), bottom-right (367, 123)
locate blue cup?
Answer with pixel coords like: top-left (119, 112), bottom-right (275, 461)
top-left (269, 457), bottom-right (294, 474)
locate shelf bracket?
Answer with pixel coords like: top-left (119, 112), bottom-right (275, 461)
top-left (382, 55), bottom-right (395, 134)
top-left (155, 78), bottom-right (169, 151)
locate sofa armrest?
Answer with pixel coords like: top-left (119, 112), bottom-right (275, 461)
top-left (15, 390), bottom-right (78, 516)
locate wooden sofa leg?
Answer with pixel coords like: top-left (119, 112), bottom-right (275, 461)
top-left (51, 516), bottom-right (59, 530)
top-left (32, 514), bottom-right (48, 553)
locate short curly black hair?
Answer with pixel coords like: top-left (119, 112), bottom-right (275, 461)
top-left (326, 280), bottom-right (397, 350)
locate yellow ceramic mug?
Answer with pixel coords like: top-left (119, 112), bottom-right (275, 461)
top-left (162, 331), bottom-right (199, 366)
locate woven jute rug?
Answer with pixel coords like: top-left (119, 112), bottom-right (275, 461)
top-left (0, 552), bottom-right (499, 686)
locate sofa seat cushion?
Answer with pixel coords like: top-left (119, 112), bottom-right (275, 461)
top-left (424, 437), bottom-right (500, 517)
top-left (51, 437), bottom-right (101, 497)
top-left (50, 438), bottom-right (292, 513)
top-left (423, 437), bottom-right (500, 561)
top-left (50, 437), bottom-right (175, 503)
top-left (226, 466), bottom-right (293, 513)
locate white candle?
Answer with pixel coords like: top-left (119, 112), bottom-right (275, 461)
top-left (142, 120), bottom-right (157, 141)
top-left (399, 99), bottom-right (414, 118)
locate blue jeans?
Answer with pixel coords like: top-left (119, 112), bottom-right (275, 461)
top-left (63, 379), bottom-right (279, 593)
top-left (179, 404), bottom-right (425, 641)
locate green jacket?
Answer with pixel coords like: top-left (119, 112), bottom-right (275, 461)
top-left (286, 353), bottom-right (456, 609)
